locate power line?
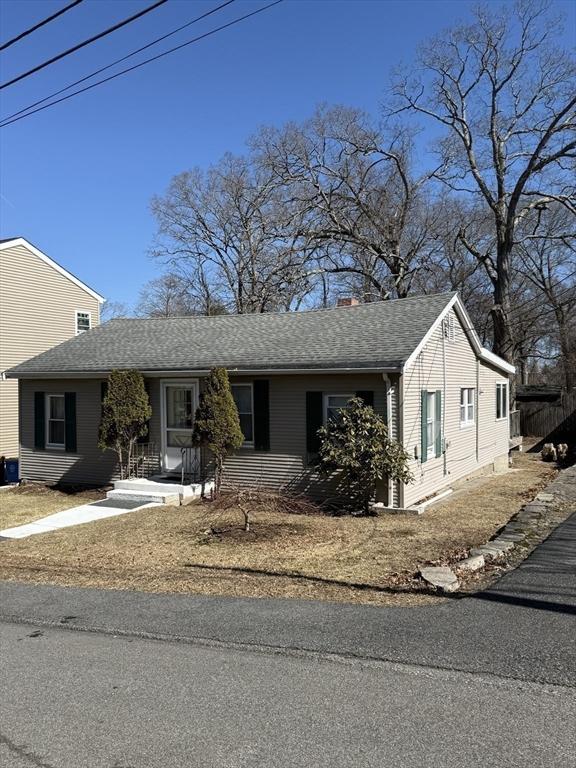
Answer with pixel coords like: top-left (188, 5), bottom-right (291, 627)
top-left (0, 0), bottom-right (169, 91)
top-left (1, 0), bottom-right (236, 124)
top-left (0, 0), bottom-right (84, 52)
top-left (0, 0), bottom-right (285, 128)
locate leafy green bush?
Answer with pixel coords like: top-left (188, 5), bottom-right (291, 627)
top-left (318, 396), bottom-right (413, 513)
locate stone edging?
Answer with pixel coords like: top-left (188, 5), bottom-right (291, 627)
top-left (419, 468), bottom-right (574, 594)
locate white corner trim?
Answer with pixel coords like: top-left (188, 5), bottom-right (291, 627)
top-left (402, 294), bottom-right (515, 376)
top-left (0, 237), bottom-right (105, 303)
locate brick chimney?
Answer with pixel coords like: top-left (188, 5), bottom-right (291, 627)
top-left (336, 297), bottom-right (360, 307)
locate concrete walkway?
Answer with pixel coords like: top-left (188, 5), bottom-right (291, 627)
top-left (0, 498), bottom-right (156, 540)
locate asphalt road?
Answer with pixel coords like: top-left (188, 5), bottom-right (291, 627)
top-left (1, 512), bottom-right (575, 767)
top-left (1, 619), bottom-right (575, 768)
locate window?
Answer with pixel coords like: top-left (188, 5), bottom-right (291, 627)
top-left (231, 383), bottom-right (254, 444)
top-left (496, 382), bottom-right (508, 420)
top-left (460, 388), bottom-right (475, 426)
top-left (324, 394), bottom-right (353, 425)
top-left (426, 392), bottom-right (436, 458)
top-left (76, 311), bottom-right (91, 334)
top-left (46, 394), bottom-right (65, 448)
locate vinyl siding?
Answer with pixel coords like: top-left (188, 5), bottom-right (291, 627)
top-left (20, 372), bottom-right (395, 502)
top-left (19, 378), bottom-right (116, 485)
top-left (401, 310), bottom-right (510, 507)
top-left (0, 379), bottom-right (18, 457)
top-left (0, 243), bottom-right (101, 456)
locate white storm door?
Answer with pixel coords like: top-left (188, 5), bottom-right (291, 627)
top-left (161, 380), bottom-right (198, 473)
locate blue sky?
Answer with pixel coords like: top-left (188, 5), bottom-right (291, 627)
top-left (1, 0), bottom-right (574, 309)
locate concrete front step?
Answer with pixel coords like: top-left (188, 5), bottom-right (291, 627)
top-left (106, 489), bottom-right (180, 507)
top-left (113, 478), bottom-right (214, 505)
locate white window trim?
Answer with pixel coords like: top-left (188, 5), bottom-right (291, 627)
top-left (45, 393), bottom-right (65, 450)
top-left (426, 391), bottom-right (436, 458)
top-left (496, 381), bottom-right (509, 421)
top-left (231, 383), bottom-right (254, 447)
top-left (75, 310), bottom-right (92, 335)
top-left (323, 393), bottom-right (354, 426)
top-left (460, 387), bottom-right (475, 428)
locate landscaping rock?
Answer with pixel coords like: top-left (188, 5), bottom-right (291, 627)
top-left (491, 538), bottom-right (515, 551)
top-left (470, 545), bottom-right (503, 561)
top-left (455, 555), bottom-right (484, 572)
top-left (536, 492), bottom-right (554, 503)
top-left (497, 532), bottom-right (526, 542)
top-left (522, 502), bottom-right (546, 512)
top-left (419, 566), bottom-right (460, 592)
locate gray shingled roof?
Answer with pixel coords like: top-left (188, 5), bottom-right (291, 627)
top-left (6, 292), bottom-right (456, 376)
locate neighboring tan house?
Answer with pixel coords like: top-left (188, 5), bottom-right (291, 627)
top-left (6, 291), bottom-right (515, 509)
top-left (0, 237), bottom-right (105, 458)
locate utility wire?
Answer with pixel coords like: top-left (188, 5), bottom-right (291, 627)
top-left (0, 0), bottom-right (284, 128)
top-left (0, 0), bottom-right (169, 90)
top-left (0, 0), bottom-right (84, 52)
top-left (1, 0), bottom-right (236, 123)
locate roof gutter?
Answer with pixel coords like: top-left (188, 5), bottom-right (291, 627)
top-left (6, 365), bottom-right (403, 380)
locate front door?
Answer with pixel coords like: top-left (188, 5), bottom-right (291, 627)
top-left (161, 380), bottom-right (198, 474)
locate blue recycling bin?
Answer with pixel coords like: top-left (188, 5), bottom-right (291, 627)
top-left (4, 458), bottom-right (19, 484)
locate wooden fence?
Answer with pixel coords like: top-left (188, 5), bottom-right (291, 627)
top-left (519, 390), bottom-right (576, 442)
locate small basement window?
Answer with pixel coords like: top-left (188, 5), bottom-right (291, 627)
top-left (496, 382), bottom-right (508, 420)
top-left (46, 394), bottom-right (65, 449)
top-left (76, 311), bottom-right (91, 334)
top-left (324, 394), bottom-right (354, 425)
top-left (231, 383), bottom-right (254, 445)
top-left (460, 388), bottom-right (475, 426)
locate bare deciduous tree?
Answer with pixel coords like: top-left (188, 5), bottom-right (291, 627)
top-left (516, 205), bottom-right (576, 387)
top-left (253, 105), bottom-right (439, 300)
top-left (392, 0), bottom-right (576, 364)
top-left (150, 153), bottom-right (314, 314)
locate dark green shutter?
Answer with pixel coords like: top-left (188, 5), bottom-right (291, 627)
top-left (34, 392), bottom-right (45, 450)
top-left (356, 390), bottom-right (374, 408)
top-left (435, 390), bottom-right (442, 458)
top-left (137, 380), bottom-right (151, 444)
top-left (306, 391), bottom-right (323, 457)
top-left (253, 380), bottom-right (270, 451)
top-left (100, 381), bottom-right (108, 406)
top-left (64, 392), bottom-right (77, 453)
top-left (420, 390), bottom-right (428, 463)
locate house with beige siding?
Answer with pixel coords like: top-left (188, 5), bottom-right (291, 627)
top-left (5, 292), bottom-right (515, 509)
top-left (0, 237), bottom-right (105, 459)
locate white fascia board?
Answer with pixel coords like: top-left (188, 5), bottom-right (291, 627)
top-left (402, 294), bottom-right (459, 371)
top-left (402, 294), bottom-right (515, 376)
top-left (479, 349), bottom-right (516, 375)
top-left (0, 237), bottom-right (105, 303)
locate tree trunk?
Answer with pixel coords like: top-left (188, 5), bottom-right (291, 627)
top-left (555, 307), bottom-right (575, 390)
top-left (215, 456), bottom-right (223, 496)
top-left (491, 241), bottom-right (515, 364)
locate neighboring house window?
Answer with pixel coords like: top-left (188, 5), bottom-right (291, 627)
top-left (324, 394), bottom-right (354, 425)
top-left (460, 388), bottom-right (475, 426)
top-left (496, 382), bottom-right (508, 420)
top-left (46, 394), bottom-right (65, 449)
top-left (76, 311), bottom-right (91, 334)
top-left (231, 383), bottom-right (254, 444)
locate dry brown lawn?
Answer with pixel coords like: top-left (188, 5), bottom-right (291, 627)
top-left (0, 451), bottom-right (556, 605)
top-left (0, 484), bottom-right (104, 529)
